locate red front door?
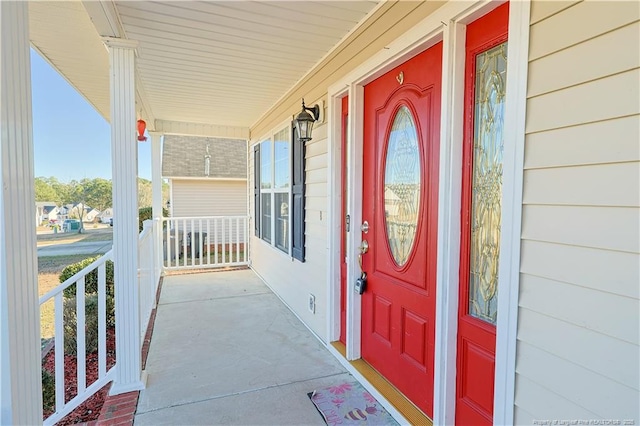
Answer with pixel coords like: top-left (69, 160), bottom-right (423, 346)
top-left (456, 3), bottom-right (509, 425)
top-left (361, 43), bottom-right (442, 416)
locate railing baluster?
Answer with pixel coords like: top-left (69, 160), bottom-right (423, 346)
top-left (236, 217), bottom-right (240, 264)
top-left (174, 219), bottom-right (179, 268)
top-left (98, 263), bottom-right (106, 378)
top-left (243, 217), bottom-right (247, 262)
top-left (190, 218), bottom-right (195, 266)
top-left (76, 277), bottom-right (87, 394)
top-left (206, 219), bottom-right (211, 265)
top-left (214, 217), bottom-right (219, 266)
top-left (166, 221), bottom-right (171, 268)
top-left (222, 217), bottom-right (227, 264)
top-left (182, 218), bottom-right (188, 268)
top-left (54, 292), bottom-right (65, 412)
top-left (199, 219), bottom-right (203, 265)
top-left (231, 217), bottom-right (234, 263)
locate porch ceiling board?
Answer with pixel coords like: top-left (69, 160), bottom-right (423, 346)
top-left (28, 0), bottom-right (380, 129)
top-left (28, 1), bottom-right (112, 121)
top-left (115, 0), bottom-right (379, 127)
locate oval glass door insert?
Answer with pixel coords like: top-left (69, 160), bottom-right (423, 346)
top-left (384, 105), bottom-right (421, 266)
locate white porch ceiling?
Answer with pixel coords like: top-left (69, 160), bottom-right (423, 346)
top-left (28, 1), bottom-right (380, 133)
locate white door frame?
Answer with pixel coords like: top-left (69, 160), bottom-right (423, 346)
top-left (326, 1), bottom-right (530, 425)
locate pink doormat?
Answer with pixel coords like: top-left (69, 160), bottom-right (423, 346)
top-left (308, 381), bottom-right (399, 425)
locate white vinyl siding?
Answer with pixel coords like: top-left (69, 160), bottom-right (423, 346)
top-left (249, 122), bottom-right (328, 338)
top-left (516, 0), bottom-right (640, 423)
top-left (171, 179), bottom-right (247, 218)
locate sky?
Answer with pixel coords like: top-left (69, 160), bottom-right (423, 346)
top-left (31, 49), bottom-right (152, 182)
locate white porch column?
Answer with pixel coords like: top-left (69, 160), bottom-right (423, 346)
top-left (0, 2), bottom-right (43, 424)
top-left (104, 37), bottom-right (145, 394)
top-left (150, 132), bottom-right (163, 282)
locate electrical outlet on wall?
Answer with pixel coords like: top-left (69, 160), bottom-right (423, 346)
top-left (308, 294), bottom-right (316, 314)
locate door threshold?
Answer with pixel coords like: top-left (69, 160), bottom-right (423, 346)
top-left (331, 342), bottom-right (433, 426)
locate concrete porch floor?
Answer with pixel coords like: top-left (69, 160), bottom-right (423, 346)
top-left (134, 269), bottom-right (353, 425)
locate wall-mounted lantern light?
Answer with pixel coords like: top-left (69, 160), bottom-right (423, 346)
top-left (137, 119), bottom-right (147, 142)
top-left (294, 99), bottom-right (320, 142)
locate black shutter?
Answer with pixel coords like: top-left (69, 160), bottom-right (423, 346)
top-left (254, 144), bottom-right (260, 237)
top-left (291, 123), bottom-right (305, 262)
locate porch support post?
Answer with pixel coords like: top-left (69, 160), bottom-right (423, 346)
top-left (104, 37), bottom-right (145, 395)
top-left (150, 132), bottom-right (163, 282)
top-left (0, 2), bottom-right (43, 423)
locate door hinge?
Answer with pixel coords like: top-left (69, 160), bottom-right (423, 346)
top-left (346, 214), bottom-right (350, 232)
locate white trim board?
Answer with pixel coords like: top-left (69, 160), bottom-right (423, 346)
top-left (433, 16), bottom-right (466, 426)
top-left (325, 0), bottom-right (528, 424)
top-left (325, 86), bottom-right (348, 344)
top-left (345, 84), bottom-right (364, 361)
top-left (494, 1), bottom-right (530, 424)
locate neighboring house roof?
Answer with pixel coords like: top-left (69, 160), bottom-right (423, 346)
top-left (61, 203), bottom-right (97, 215)
top-left (97, 208), bottom-right (114, 217)
top-left (162, 136), bottom-right (247, 179)
top-left (36, 201), bottom-right (57, 208)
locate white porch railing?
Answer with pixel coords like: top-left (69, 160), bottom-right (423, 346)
top-left (40, 220), bottom-right (164, 425)
top-left (163, 216), bottom-right (249, 270)
top-left (40, 251), bottom-right (115, 426)
top-left (138, 219), bottom-right (161, 345)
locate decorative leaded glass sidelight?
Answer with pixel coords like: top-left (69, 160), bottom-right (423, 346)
top-left (468, 42), bottom-right (507, 325)
top-left (384, 105), bottom-right (421, 267)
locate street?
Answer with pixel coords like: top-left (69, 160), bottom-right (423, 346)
top-left (37, 240), bottom-right (112, 257)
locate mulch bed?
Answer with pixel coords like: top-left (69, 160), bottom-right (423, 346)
top-left (42, 327), bottom-right (116, 424)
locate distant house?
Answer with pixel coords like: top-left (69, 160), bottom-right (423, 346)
top-left (60, 203), bottom-right (100, 223)
top-left (35, 202), bottom-right (59, 226)
top-left (57, 205), bottom-right (69, 221)
top-left (97, 208), bottom-right (114, 224)
top-left (162, 136), bottom-right (247, 218)
top-left (84, 207), bottom-right (100, 222)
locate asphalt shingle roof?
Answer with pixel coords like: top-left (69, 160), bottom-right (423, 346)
top-left (162, 136), bottom-right (247, 179)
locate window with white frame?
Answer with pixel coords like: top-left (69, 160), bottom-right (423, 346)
top-left (254, 123), bottom-right (305, 261)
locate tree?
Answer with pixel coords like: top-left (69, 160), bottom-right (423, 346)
top-left (34, 177), bottom-right (59, 202)
top-left (44, 176), bottom-right (70, 205)
top-left (162, 180), bottom-right (170, 208)
top-left (138, 178), bottom-right (153, 208)
top-left (66, 179), bottom-right (90, 233)
top-left (84, 178), bottom-right (112, 212)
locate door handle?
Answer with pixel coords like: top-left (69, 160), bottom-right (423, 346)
top-left (356, 240), bottom-right (369, 295)
top-left (359, 239), bottom-right (369, 254)
top-left (358, 239), bottom-right (369, 272)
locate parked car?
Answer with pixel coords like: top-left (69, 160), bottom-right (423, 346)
top-left (62, 219), bottom-right (80, 232)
